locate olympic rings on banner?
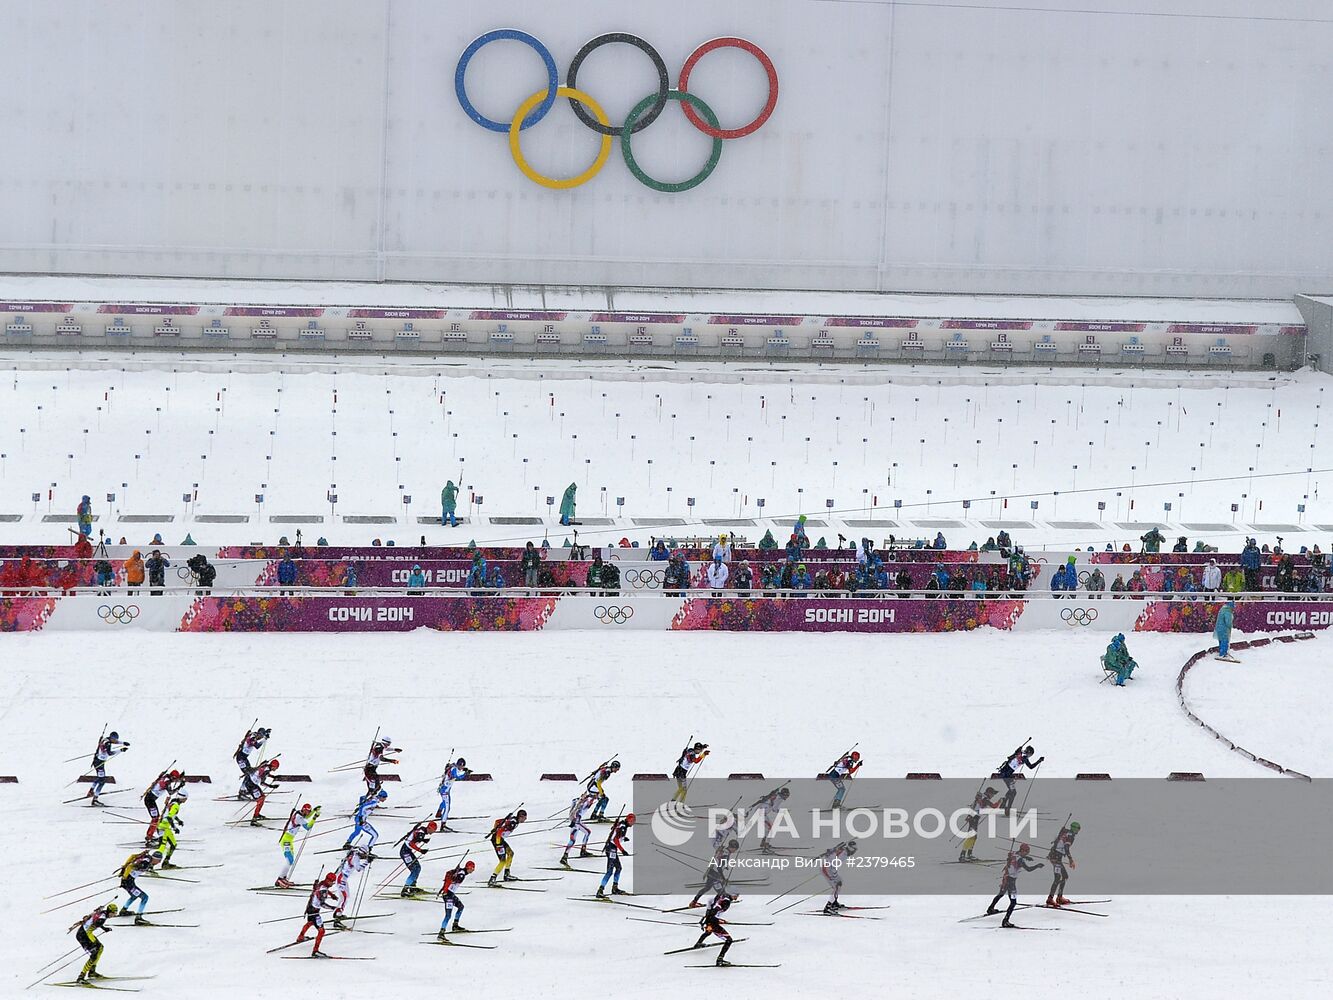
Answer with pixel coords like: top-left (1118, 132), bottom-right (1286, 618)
top-left (625, 568), bottom-right (664, 589)
top-left (456, 29), bottom-right (559, 133)
top-left (678, 37), bottom-right (780, 139)
top-left (1059, 607), bottom-right (1099, 626)
top-left (509, 86), bottom-right (614, 190)
top-left (594, 605), bottom-right (635, 624)
top-left (567, 33), bottom-right (670, 137)
top-left (622, 92), bottom-right (723, 193)
top-left (455, 29), bottom-right (777, 190)
top-left (98, 604), bottom-right (141, 625)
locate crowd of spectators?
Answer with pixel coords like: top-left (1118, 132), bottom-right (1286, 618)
top-left (4, 522), bottom-right (1333, 600)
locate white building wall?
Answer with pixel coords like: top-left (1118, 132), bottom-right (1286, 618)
top-left (0, 0), bottom-right (1329, 296)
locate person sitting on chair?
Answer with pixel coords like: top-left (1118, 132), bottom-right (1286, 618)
top-left (1104, 633), bottom-right (1137, 687)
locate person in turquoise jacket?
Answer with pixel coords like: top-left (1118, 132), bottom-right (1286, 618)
top-left (1104, 633), bottom-right (1137, 686)
top-left (1214, 599), bottom-right (1236, 659)
top-left (465, 553), bottom-right (487, 590)
top-left (441, 481), bottom-right (459, 527)
top-left (559, 483), bottom-right (577, 526)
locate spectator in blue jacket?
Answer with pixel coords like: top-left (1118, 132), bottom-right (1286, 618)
top-left (145, 550), bottom-right (170, 597)
top-left (277, 554), bottom-right (298, 595)
top-left (343, 562), bottom-right (359, 595)
top-left (407, 563), bottom-right (426, 595)
top-left (1240, 538), bottom-right (1261, 590)
top-left (933, 564), bottom-right (950, 591)
top-left (791, 563), bottom-right (813, 596)
top-left (785, 535), bottom-right (804, 563)
top-left (488, 565), bottom-right (505, 590)
top-left (1049, 564), bottom-right (1067, 596)
top-left (873, 560), bottom-right (890, 589)
top-left (650, 540), bottom-right (669, 561)
top-left (933, 531), bottom-right (947, 549)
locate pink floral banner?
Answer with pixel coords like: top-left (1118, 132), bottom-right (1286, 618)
top-left (671, 597), bottom-right (1026, 633)
top-left (178, 595), bottom-right (557, 632)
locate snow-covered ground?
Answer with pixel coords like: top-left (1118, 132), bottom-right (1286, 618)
top-left (4, 351), bottom-right (1331, 997)
top-left (1184, 637), bottom-right (1333, 775)
top-left (5, 629), bottom-right (1329, 999)
top-left (1, 351), bottom-right (1330, 552)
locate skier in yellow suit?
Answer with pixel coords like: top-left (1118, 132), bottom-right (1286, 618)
top-left (69, 902), bottom-right (119, 983)
top-left (155, 787), bottom-right (188, 868)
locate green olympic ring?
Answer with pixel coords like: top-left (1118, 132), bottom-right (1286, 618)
top-left (620, 91), bottom-right (724, 194)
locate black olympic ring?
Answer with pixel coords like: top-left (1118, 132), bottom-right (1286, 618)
top-left (98, 603), bottom-right (141, 624)
top-left (1059, 607), bottom-right (1098, 626)
top-left (567, 33), bottom-right (670, 137)
top-left (594, 605), bottom-right (635, 624)
top-left (625, 568), bottom-right (664, 589)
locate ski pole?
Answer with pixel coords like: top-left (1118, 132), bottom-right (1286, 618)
top-left (682, 751), bottom-right (709, 799)
top-left (654, 845), bottom-right (706, 873)
top-left (62, 724), bottom-right (106, 766)
top-left (257, 912), bottom-right (306, 926)
top-left (772, 888), bottom-right (824, 915)
top-left (1017, 759), bottom-right (1043, 815)
top-left (43, 875), bottom-right (119, 901)
top-left (289, 824), bottom-right (314, 874)
top-left (25, 951), bottom-right (84, 991)
top-left (101, 810), bottom-right (147, 825)
top-left (371, 858), bottom-right (409, 896)
top-left (602, 807), bottom-right (625, 853)
top-left (41, 885), bottom-right (120, 915)
top-left (31, 943), bottom-right (83, 976)
top-left (304, 822), bottom-right (354, 842)
top-left (769, 871), bottom-right (826, 911)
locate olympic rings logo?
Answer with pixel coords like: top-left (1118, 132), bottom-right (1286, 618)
top-left (625, 568), bottom-right (664, 589)
top-left (455, 30), bottom-right (778, 192)
top-left (98, 604), bottom-right (141, 625)
top-left (594, 605), bottom-right (635, 624)
top-left (1059, 607), bottom-right (1099, 626)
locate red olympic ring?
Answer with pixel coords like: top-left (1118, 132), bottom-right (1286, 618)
top-left (678, 37), bottom-right (779, 140)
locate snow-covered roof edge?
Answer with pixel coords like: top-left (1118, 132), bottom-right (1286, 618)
top-left (0, 273), bottom-right (1306, 325)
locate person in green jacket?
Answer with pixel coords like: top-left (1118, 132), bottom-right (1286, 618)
top-left (1140, 527), bottom-right (1165, 553)
top-left (1104, 633), bottom-right (1137, 686)
top-left (758, 529), bottom-right (778, 551)
top-left (559, 483), bottom-right (577, 526)
top-left (586, 554), bottom-right (606, 590)
top-left (441, 481), bottom-right (459, 527)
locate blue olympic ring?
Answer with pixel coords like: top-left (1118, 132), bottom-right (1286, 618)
top-left (456, 29), bottom-right (560, 133)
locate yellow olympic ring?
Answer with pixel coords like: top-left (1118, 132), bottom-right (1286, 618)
top-left (508, 86), bottom-right (613, 190)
